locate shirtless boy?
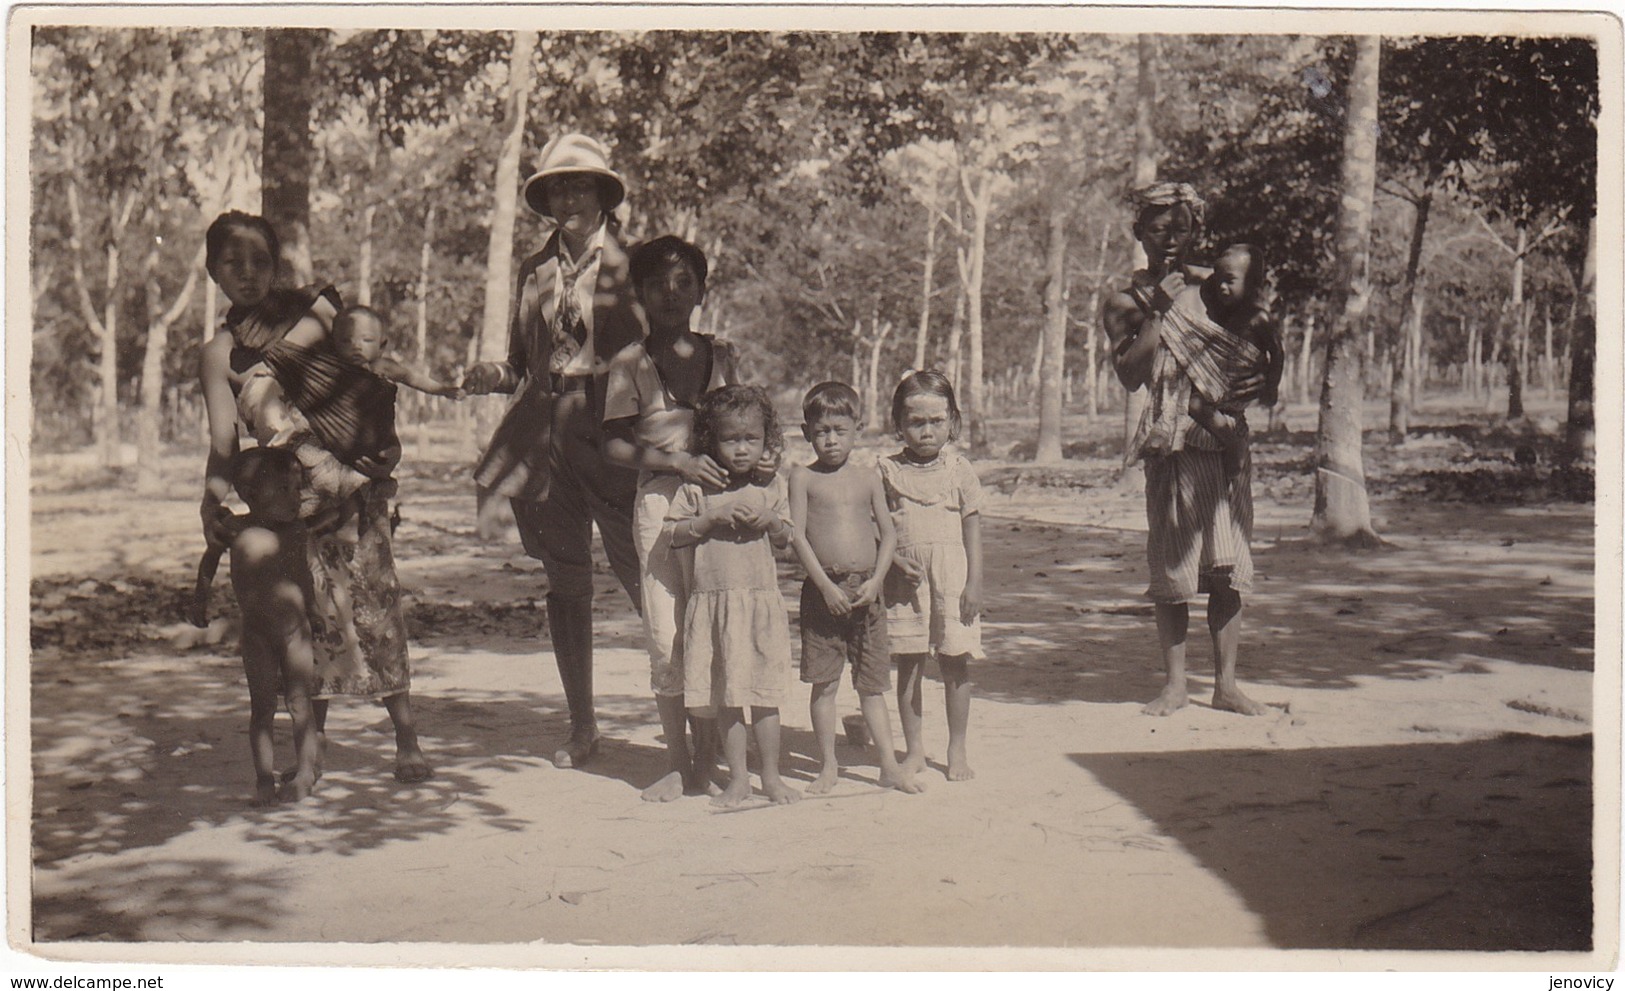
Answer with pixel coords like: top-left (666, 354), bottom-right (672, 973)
top-left (788, 382), bottom-right (923, 795)
top-left (221, 447), bottom-right (322, 804)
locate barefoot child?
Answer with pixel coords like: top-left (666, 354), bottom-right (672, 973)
top-left (788, 382), bottom-right (922, 795)
top-left (603, 236), bottom-right (737, 802)
top-left (882, 371), bottom-right (984, 782)
top-left (219, 447), bottom-right (322, 804)
top-left (666, 386), bottom-right (800, 808)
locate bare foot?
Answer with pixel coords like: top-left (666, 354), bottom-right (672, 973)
top-left (1213, 687), bottom-right (1270, 716)
top-left (278, 769), bottom-right (317, 803)
top-left (901, 752), bottom-right (927, 776)
top-left (684, 765), bottom-right (723, 796)
top-left (946, 745), bottom-right (975, 782)
top-left (1141, 686), bottom-right (1189, 717)
top-left (641, 770), bottom-right (686, 803)
top-left (552, 729), bottom-right (599, 769)
top-left (394, 745), bottom-right (434, 783)
top-left (879, 767), bottom-right (926, 794)
top-left (280, 763), bottom-right (324, 786)
top-left (253, 777), bottom-right (279, 807)
top-left (711, 779), bottom-right (753, 809)
top-left (763, 780), bottom-right (802, 805)
top-left (806, 767), bottom-right (840, 795)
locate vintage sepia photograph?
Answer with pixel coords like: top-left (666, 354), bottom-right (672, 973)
top-left (8, 2), bottom-right (1620, 975)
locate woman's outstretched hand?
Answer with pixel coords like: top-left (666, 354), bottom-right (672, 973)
top-left (677, 452), bottom-right (729, 488)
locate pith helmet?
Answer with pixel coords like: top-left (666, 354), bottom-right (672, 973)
top-left (521, 132), bottom-right (627, 219)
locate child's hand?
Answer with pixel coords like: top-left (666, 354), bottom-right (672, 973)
top-left (354, 443), bottom-right (402, 479)
top-left (733, 503), bottom-right (779, 534)
top-left (460, 362), bottom-right (505, 395)
top-left (891, 552), bottom-right (924, 586)
top-left (819, 581), bottom-right (853, 617)
top-left (201, 501), bottom-right (238, 551)
top-left (960, 581), bottom-right (982, 625)
top-left (851, 575), bottom-right (884, 609)
top-left (441, 385), bottom-right (467, 401)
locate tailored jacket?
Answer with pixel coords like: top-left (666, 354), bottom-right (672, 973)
top-left (473, 229), bottom-right (646, 501)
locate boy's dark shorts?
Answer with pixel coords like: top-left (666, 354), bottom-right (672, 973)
top-left (800, 572), bottom-right (891, 695)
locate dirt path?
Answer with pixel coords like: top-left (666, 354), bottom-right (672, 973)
top-left (24, 432), bottom-right (1599, 964)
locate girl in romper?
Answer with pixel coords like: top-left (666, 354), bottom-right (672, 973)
top-left (881, 371), bottom-right (984, 782)
top-left (665, 386), bottom-right (800, 808)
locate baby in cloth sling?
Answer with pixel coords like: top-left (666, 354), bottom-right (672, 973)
top-left (1130, 244), bottom-right (1279, 476)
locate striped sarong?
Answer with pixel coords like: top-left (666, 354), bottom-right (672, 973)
top-left (1143, 443), bottom-right (1254, 603)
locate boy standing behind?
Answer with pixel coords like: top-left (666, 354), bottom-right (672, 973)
top-left (788, 383), bottom-right (924, 795)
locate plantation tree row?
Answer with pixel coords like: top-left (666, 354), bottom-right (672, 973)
top-left (31, 28), bottom-right (1598, 518)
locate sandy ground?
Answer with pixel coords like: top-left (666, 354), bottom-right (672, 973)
top-left (22, 414), bottom-right (1602, 965)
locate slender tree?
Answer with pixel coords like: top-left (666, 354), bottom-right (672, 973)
top-left (263, 29), bottom-right (321, 284)
top-left (473, 30), bottom-right (535, 536)
top-left (1311, 35), bottom-right (1383, 546)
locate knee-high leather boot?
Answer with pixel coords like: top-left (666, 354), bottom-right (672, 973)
top-left (547, 593), bottom-right (599, 768)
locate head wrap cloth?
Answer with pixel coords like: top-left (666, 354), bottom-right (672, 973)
top-left (1129, 181), bottom-right (1207, 230)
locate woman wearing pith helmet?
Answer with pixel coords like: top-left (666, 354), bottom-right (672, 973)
top-left (463, 132), bottom-right (645, 769)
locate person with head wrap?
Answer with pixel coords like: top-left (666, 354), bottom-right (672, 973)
top-left (1100, 181), bottom-right (1270, 719)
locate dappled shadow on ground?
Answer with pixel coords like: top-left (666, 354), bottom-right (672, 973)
top-left (1071, 733), bottom-right (1592, 951)
top-left (33, 858), bottom-right (288, 942)
top-left (28, 636), bottom-right (680, 939)
top-left (968, 498), bottom-right (1592, 708)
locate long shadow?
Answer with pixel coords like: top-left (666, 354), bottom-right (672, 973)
top-left (1070, 733), bottom-right (1592, 951)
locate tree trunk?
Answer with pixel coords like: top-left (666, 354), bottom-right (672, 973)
top-left (414, 203), bottom-right (438, 448)
top-left (474, 31), bottom-right (535, 537)
top-left (867, 320), bottom-right (894, 434)
top-left (1564, 216), bottom-right (1595, 459)
top-left (1465, 320), bottom-right (1479, 400)
top-left (1082, 218), bottom-right (1110, 420)
top-left (1486, 311), bottom-right (1504, 411)
top-left (1505, 227), bottom-right (1528, 420)
top-left (914, 202), bottom-right (937, 371)
top-left (357, 203), bottom-right (376, 306)
top-left (1035, 202), bottom-right (1069, 463)
top-left (66, 173), bottom-right (130, 470)
top-left (1542, 304), bottom-right (1555, 398)
top-left (263, 29), bottom-right (319, 286)
top-left (945, 286), bottom-right (966, 390)
top-left (1123, 33), bottom-right (1158, 461)
top-left (1408, 282), bottom-right (1427, 406)
top-left (1296, 310), bottom-right (1317, 406)
top-left (1388, 188), bottom-right (1431, 443)
top-left (960, 166), bottom-right (992, 452)
top-left (97, 244), bottom-right (120, 468)
top-left (1311, 34), bottom-right (1382, 546)
top-left (138, 255), bottom-right (203, 494)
